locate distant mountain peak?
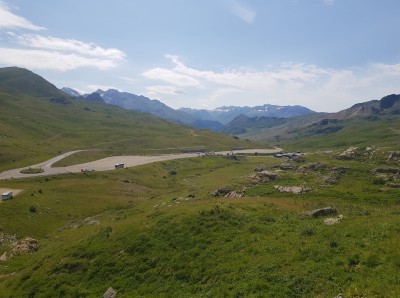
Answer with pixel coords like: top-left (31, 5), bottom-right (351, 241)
top-left (61, 87), bottom-right (81, 97)
top-left (182, 103), bottom-right (315, 125)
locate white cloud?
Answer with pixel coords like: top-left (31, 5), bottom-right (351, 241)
top-left (15, 34), bottom-right (125, 60)
top-left (162, 55), bottom-right (325, 90)
top-left (146, 85), bottom-right (184, 97)
top-left (142, 55), bottom-right (400, 112)
top-left (231, 1), bottom-right (256, 24)
top-left (118, 76), bottom-right (137, 84)
top-left (0, 32), bottom-right (126, 71)
top-left (0, 1), bottom-right (44, 30)
top-left (143, 67), bottom-right (200, 87)
top-left (0, 47), bottom-right (119, 71)
top-left (87, 85), bottom-right (120, 92)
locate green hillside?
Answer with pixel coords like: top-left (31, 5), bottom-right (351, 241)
top-left (0, 151), bottom-right (399, 297)
top-left (286, 116), bottom-right (400, 151)
top-left (236, 95), bottom-right (400, 151)
top-left (0, 67), bottom-right (66, 98)
top-left (0, 69), bottom-right (257, 171)
top-left (0, 68), bottom-right (399, 297)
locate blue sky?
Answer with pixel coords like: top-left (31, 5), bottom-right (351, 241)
top-left (0, 0), bottom-right (399, 112)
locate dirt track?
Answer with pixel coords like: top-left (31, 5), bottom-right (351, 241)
top-left (0, 148), bottom-right (281, 180)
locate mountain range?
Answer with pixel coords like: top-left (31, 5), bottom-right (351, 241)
top-left (62, 87), bottom-right (316, 130)
top-left (61, 85), bottom-right (400, 149)
top-left (0, 67), bottom-right (255, 171)
top-left (2, 66), bottom-right (399, 153)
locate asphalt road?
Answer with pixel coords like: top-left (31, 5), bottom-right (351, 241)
top-left (0, 148), bottom-right (281, 180)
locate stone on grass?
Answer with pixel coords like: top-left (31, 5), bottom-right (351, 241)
top-left (103, 287), bottom-right (117, 298)
top-left (0, 252), bottom-right (7, 261)
top-left (337, 147), bottom-right (357, 160)
top-left (224, 191), bottom-right (244, 198)
top-left (298, 207), bottom-right (337, 217)
top-left (274, 185), bottom-right (311, 194)
top-left (10, 237), bottom-right (38, 255)
top-left (324, 215), bottom-right (344, 225)
top-left (211, 187), bottom-right (231, 197)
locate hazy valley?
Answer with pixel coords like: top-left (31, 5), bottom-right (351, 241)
top-left (0, 67), bottom-right (399, 297)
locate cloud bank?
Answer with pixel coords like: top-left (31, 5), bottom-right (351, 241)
top-left (0, 1), bottom-right (44, 30)
top-left (0, 3), bottom-right (125, 71)
top-left (143, 55), bottom-right (400, 112)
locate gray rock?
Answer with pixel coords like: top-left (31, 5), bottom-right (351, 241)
top-left (224, 191), bottom-right (244, 198)
top-left (274, 185), bottom-right (311, 194)
top-left (324, 215), bottom-right (344, 225)
top-left (388, 151), bottom-right (400, 160)
top-left (371, 168), bottom-right (400, 174)
top-left (298, 207), bottom-right (337, 217)
top-left (211, 187), bottom-right (231, 196)
top-left (333, 167), bottom-right (350, 174)
top-left (337, 147), bottom-right (357, 160)
top-left (249, 170), bottom-right (278, 183)
top-left (103, 287), bottom-right (117, 298)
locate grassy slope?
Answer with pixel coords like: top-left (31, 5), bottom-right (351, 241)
top-left (0, 152), bottom-right (399, 297)
top-left (240, 114), bottom-right (400, 151)
top-left (0, 67), bottom-right (66, 98)
top-left (0, 89), bottom-right (256, 171)
top-left (286, 116), bottom-right (400, 151)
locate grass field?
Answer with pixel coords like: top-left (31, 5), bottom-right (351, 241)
top-left (0, 150), bottom-right (399, 297)
top-left (0, 88), bottom-right (257, 172)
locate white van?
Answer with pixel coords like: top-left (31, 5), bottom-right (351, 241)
top-left (2, 191), bottom-right (13, 201)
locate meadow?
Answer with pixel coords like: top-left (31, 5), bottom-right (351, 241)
top-left (0, 149), bottom-right (399, 297)
top-left (0, 88), bottom-right (256, 172)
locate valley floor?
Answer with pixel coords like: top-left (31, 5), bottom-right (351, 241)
top-left (0, 147), bottom-right (399, 297)
top-left (0, 148), bottom-right (281, 180)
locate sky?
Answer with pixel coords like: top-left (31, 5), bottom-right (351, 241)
top-left (0, 0), bottom-right (400, 112)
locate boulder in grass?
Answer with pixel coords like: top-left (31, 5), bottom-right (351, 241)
top-left (103, 287), bottom-right (117, 298)
top-left (211, 187), bottom-right (231, 196)
top-left (324, 215), bottom-right (344, 225)
top-left (274, 185), bottom-right (311, 194)
top-left (298, 207), bottom-right (337, 218)
top-left (224, 191), bottom-right (244, 198)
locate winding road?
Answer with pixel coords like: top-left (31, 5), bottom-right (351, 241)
top-left (0, 148), bottom-right (281, 180)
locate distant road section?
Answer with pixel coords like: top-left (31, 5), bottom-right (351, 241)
top-left (0, 148), bottom-right (281, 180)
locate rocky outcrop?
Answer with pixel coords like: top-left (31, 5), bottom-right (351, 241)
top-left (298, 207), bottom-right (337, 217)
top-left (324, 215), bottom-right (344, 225)
top-left (211, 188), bottom-right (244, 198)
top-left (211, 187), bottom-right (231, 196)
top-left (388, 151), bottom-right (400, 160)
top-left (10, 237), bottom-right (38, 255)
top-left (0, 252), bottom-right (7, 261)
top-left (321, 167), bottom-right (350, 186)
top-left (223, 191), bottom-right (244, 198)
top-left (278, 163), bottom-right (296, 170)
top-left (274, 185), bottom-right (311, 194)
top-left (337, 147), bottom-right (357, 160)
top-left (300, 162), bottom-right (327, 171)
top-left (249, 170), bottom-right (278, 183)
top-left (371, 168), bottom-right (400, 174)
top-left (103, 287), bottom-right (117, 298)
top-left (1, 237), bottom-right (39, 261)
